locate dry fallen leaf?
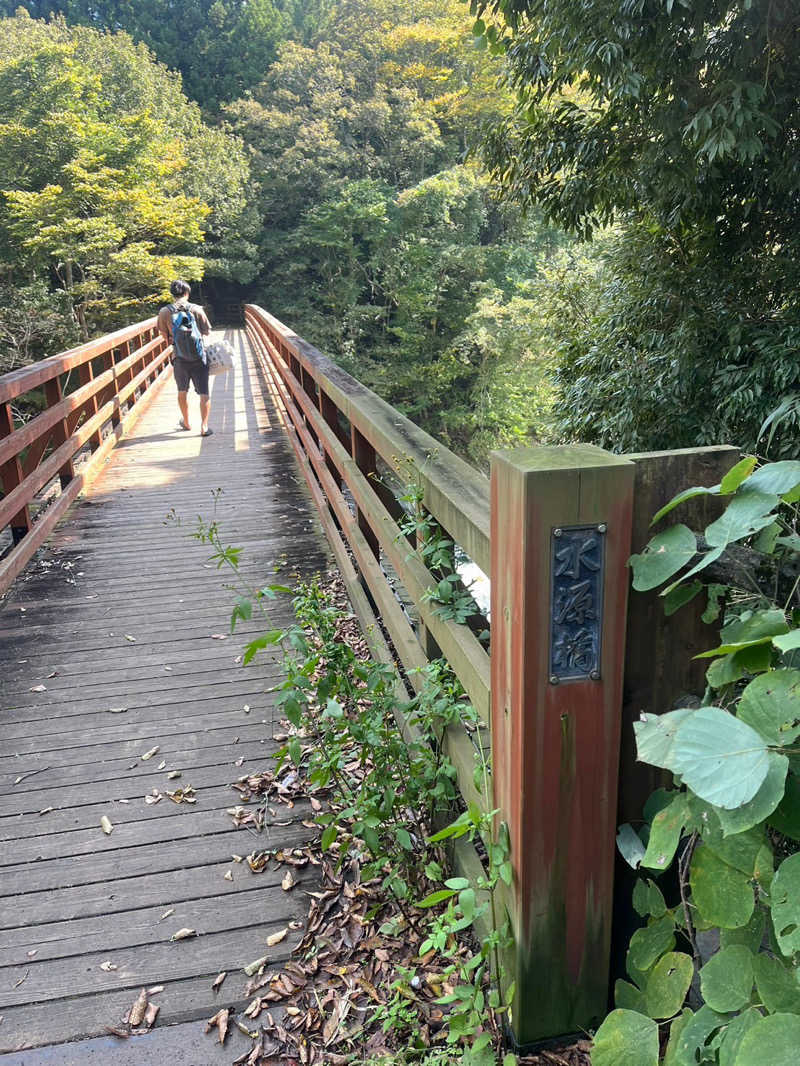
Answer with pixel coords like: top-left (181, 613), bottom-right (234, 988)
top-left (46, 670), bottom-right (57, 678)
top-left (26, 950), bottom-right (37, 958)
top-left (124, 634), bottom-right (136, 643)
top-left (141, 747), bottom-right (159, 761)
top-left (205, 1007), bottom-right (230, 1044)
top-left (224, 870), bottom-right (233, 881)
top-left (210, 633), bottom-right (227, 640)
top-left (29, 684), bottom-right (46, 693)
top-left (157, 760), bottom-right (166, 770)
top-left (128, 988), bottom-right (147, 1027)
top-left (167, 770), bottom-right (181, 780)
top-left (243, 704), bottom-right (250, 714)
top-left (266, 928), bottom-right (288, 948)
top-left (12, 971), bottom-right (29, 989)
top-left (159, 908), bottom-right (175, 922)
top-left (143, 1002), bottom-right (160, 1029)
top-left (108, 707), bottom-right (128, 714)
top-left (100, 961), bottom-right (117, 972)
top-left (232, 854), bottom-right (243, 863)
top-left (212, 971), bottom-right (226, 991)
top-left (38, 807), bottom-right (54, 816)
top-left (100, 816), bottom-right (113, 835)
top-left (169, 928), bottom-right (197, 942)
top-left (147, 985), bottom-right (164, 995)
top-left (243, 954), bottom-right (269, 977)
top-left (166, 785), bottom-right (196, 805)
top-left (145, 791), bottom-right (162, 805)
top-left (281, 870), bottom-right (296, 892)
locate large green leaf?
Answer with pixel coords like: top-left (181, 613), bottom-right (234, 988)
top-left (703, 825), bottom-right (766, 875)
top-left (634, 709), bottom-right (693, 770)
top-left (645, 952), bottom-right (693, 1019)
top-left (590, 1009), bottom-right (659, 1066)
top-left (706, 644), bottom-right (773, 689)
top-left (617, 823), bottom-right (646, 869)
top-left (663, 1009), bottom-right (693, 1066)
top-left (773, 631), bottom-right (800, 654)
top-left (704, 491), bottom-right (779, 549)
top-left (671, 708), bottom-right (770, 809)
top-left (752, 952), bottom-right (800, 1014)
top-left (699, 945), bottom-right (754, 1012)
top-left (615, 979), bottom-right (647, 1013)
top-left (630, 525), bottom-right (697, 591)
top-left (732, 1013), bottom-right (800, 1066)
top-left (713, 756), bottom-right (788, 836)
top-left (650, 486), bottom-right (721, 526)
top-left (670, 1005), bottom-right (730, 1064)
top-left (641, 794), bottom-right (690, 872)
top-left (769, 773), bottom-right (800, 841)
top-left (720, 609), bottom-right (790, 647)
top-left (744, 461), bottom-right (800, 497)
top-left (633, 878), bottom-right (668, 919)
top-left (628, 914), bottom-right (676, 972)
top-left (718, 1008), bottom-right (763, 1066)
top-left (720, 457), bottom-right (758, 495)
top-left (719, 907), bottom-right (766, 954)
top-left (690, 845), bottom-right (754, 929)
top-left (770, 853), bottom-right (800, 956)
top-left (737, 670), bottom-right (800, 746)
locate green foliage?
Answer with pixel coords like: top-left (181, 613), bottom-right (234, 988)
top-left (598, 458), bottom-right (800, 1064)
top-left (0, 0), bottom-right (301, 109)
top-left (0, 12), bottom-right (257, 346)
top-left (476, 1), bottom-right (800, 457)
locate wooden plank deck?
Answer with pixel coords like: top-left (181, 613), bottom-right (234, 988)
top-left (0, 330), bottom-right (331, 1060)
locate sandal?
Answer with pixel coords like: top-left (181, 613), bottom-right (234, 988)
top-left (177, 418), bottom-right (190, 431)
top-left (201, 427), bottom-right (214, 437)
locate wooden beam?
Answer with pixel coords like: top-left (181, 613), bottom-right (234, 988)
top-left (490, 445), bottom-right (634, 1047)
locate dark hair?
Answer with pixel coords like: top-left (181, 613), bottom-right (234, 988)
top-left (170, 280), bottom-right (191, 298)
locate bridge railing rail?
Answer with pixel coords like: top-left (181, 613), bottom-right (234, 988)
top-left (245, 304), bottom-right (492, 819)
top-left (0, 318), bottom-right (170, 594)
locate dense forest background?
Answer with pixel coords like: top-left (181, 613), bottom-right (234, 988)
top-left (1, 0), bottom-right (798, 464)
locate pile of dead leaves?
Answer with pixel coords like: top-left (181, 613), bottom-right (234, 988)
top-left (518, 1041), bottom-right (592, 1066)
top-left (205, 845), bottom-right (498, 1065)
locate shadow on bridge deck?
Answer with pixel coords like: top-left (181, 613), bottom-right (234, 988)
top-left (0, 330), bottom-right (330, 1062)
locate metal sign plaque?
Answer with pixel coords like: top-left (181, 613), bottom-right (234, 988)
top-left (549, 524), bottom-right (606, 683)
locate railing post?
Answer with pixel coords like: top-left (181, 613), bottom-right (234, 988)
top-left (77, 360), bottom-right (103, 450)
top-left (490, 445), bottom-right (634, 1047)
top-left (350, 427), bottom-right (381, 560)
top-left (0, 402), bottom-right (31, 544)
top-left (43, 377), bottom-right (75, 488)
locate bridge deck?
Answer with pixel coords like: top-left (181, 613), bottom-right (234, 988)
top-left (0, 330), bottom-right (330, 1061)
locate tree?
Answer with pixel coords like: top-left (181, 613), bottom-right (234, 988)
top-left (0, 0), bottom-right (299, 109)
top-left (0, 13), bottom-right (257, 340)
top-left (477, 0), bottom-right (800, 456)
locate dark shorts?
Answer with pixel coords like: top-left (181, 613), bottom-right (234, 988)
top-left (173, 356), bottom-right (209, 396)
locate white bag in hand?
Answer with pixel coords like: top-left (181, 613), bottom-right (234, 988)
top-left (206, 340), bottom-right (235, 376)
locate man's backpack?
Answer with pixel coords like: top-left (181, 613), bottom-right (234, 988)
top-left (170, 303), bottom-right (206, 363)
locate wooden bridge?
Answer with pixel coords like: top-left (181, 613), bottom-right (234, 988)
top-left (0, 308), bottom-right (737, 1061)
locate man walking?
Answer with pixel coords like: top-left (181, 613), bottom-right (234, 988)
top-left (157, 280), bottom-right (214, 436)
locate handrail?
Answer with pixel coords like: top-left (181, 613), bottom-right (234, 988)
top-left (0, 318), bottom-right (171, 595)
top-left (245, 303), bottom-right (492, 819)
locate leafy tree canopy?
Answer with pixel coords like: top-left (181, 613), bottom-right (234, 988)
top-left (0, 0), bottom-right (304, 109)
top-left (475, 0), bottom-right (800, 457)
top-left (0, 12), bottom-right (257, 338)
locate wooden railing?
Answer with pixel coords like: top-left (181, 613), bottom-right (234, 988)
top-left (245, 304), bottom-right (492, 811)
top-left (245, 304), bottom-right (739, 1047)
top-left (0, 319), bottom-right (170, 594)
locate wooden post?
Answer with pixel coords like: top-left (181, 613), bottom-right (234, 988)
top-left (610, 445), bottom-right (739, 975)
top-left (0, 402), bottom-right (32, 544)
top-left (490, 445), bottom-right (634, 1047)
top-left (77, 361), bottom-right (103, 451)
top-left (351, 426), bottom-right (381, 560)
top-left (320, 389), bottom-right (344, 489)
top-left (43, 377), bottom-right (75, 488)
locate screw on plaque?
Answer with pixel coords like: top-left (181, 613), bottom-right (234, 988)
top-left (590, 669), bottom-right (601, 680)
top-left (596, 523), bottom-right (607, 534)
top-left (549, 675), bottom-right (560, 685)
top-left (553, 528), bottom-right (563, 538)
